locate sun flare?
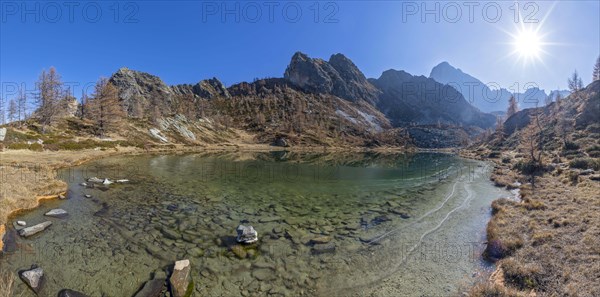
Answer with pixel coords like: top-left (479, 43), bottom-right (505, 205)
top-left (514, 29), bottom-right (542, 58)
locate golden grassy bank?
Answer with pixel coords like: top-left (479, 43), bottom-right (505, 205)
top-left (464, 150), bottom-right (600, 297)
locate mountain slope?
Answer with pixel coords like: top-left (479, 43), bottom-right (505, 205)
top-left (370, 69), bottom-right (496, 129)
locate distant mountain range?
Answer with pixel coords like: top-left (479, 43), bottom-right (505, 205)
top-left (429, 61), bottom-right (570, 113)
top-left (105, 52), bottom-right (499, 147)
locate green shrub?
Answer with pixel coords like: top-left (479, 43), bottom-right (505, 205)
top-left (488, 151), bottom-right (501, 158)
top-left (513, 160), bottom-right (544, 175)
top-left (29, 143), bottom-right (44, 151)
top-left (563, 141), bottom-right (580, 150)
top-left (7, 142), bottom-right (29, 150)
top-left (569, 158), bottom-right (600, 170)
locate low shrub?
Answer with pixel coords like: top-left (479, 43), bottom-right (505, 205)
top-left (7, 142), bottom-right (29, 150)
top-left (513, 160), bottom-right (544, 175)
top-left (29, 143), bottom-right (44, 152)
top-left (501, 258), bottom-right (543, 290)
top-left (563, 141), bottom-right (580, 150)
top-left (569, 158), bottom-right (600, 170)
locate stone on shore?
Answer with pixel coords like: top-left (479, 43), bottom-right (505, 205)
top-left (45, 209), bottom-right (68, 218)
top-left (169, 259), bottom-right (193, 297)
top-left (18, 221), bottom-right (52, 238)
top-left (19, 266), bottom-right (44, 294)
top-left (236, 225), bottom-right (258, 244)
top-left (58, 289), bottom-right (90, 297)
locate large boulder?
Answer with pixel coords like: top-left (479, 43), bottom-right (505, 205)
top-left (169, 259), bottom-right (193, 297)
top-left (236, 225), bottom-right (258, 244)
top-left (19, 266), bottom-right (45, 294)
top-left (18, 221), bottom-right (52, 238)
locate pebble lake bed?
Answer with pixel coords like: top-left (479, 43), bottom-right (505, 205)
top-left (1, 151), bottom-right (510, 296)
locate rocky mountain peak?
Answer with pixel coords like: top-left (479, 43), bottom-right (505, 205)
top-left (109, 68), bottom-right (174, 116)
top-left (284, 52), bottom-right (379, 104)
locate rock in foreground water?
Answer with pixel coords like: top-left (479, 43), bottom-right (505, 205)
top-left (236, 225), bottom-right (258, 244)
top-left (18, 221), bottom-right (52, 237)
top-left (134, 278), bottom-right (165, 297)
top-left (170, 259), bottom-right (192, 297)
top-left (58, 289), bottom-right (90, 297)
top-left (19, 266), bottom-right (44, 294)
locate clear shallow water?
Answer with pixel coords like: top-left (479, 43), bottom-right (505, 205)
top-left (1, 152), bottom-right (509, 296)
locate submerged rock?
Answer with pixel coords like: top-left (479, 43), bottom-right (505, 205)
top-left (18, 221), bottom-right (52, 237)
top-left (311, 243), bottom-right (336, 255)
top-left (44, 209), bottom-right (68, 218)
top-left (236, 225), bottom-right (258, 244)
top-left (309, 236), bottom-right (332, 244)
top-left (87, 177), bottom-right (104, 183)
top-left (169, 259), bottom-right (193, 297)
top-left (133, 278), bottom-right (165, 297)
top-left (58, 289), bottom-right (90, 297)
top-left (230, 245), bottom-right (247, 259)
top-left (19, 266), bottom-right (44, 294)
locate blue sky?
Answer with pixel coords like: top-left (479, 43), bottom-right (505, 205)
top-left (1, 1), bottom-right (599, 100)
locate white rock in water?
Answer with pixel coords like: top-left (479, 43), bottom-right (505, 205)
top-left (17, 221), bottom-right (27, 226)
top-left (84, 194), bottom-right (92, 198)
top-left (236, 225), bottom-right (258, 244)
top-left (19, 267), bottom-right (44, 294)
top-left (102, 178), bottom-right (113, 185)
top-left (116, 179), bottom-right (129, 183)
top-left (19, 221), bottom-right (52, 237)
top-left (87, 177), bottom-right (104, 183)
top-left (170, 259), bottom-right (192, 297)
top-left (45, 209), bottom-right (68, 217)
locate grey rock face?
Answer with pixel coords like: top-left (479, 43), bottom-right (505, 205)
top-left (18, 221), bottom-right (52, 237)
top-left (284, 52), bottom-right (379, 104)
top-left (236, 225), bottom-right (258, 244)
top-left (19, 266), bottom-right (44, 294)
top-left (172, 77), bottom-right (231, 99)
top-left (109, 67), bottom-right (174, 117)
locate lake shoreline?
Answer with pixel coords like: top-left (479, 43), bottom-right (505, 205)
top-left (1, 144), bottom-right (429, 251)
top-left (1, 149), bottom-right (506, 294)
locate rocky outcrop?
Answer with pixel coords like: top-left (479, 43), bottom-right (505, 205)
top-left (109, 67), bottom-right (174, 116)
top-left (284, 52), bottom-right (379, 104)
top-left (169, 259), bottom-right (193, 297)
top-left (172, 78), bottom-right (230, 99)
top-left (18, 221), bottom-right (52, 237)
top-left (19, 266), bottom-right (45, 294)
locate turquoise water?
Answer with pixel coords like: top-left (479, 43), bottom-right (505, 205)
top-left (1, 152), bottom-right (509, 296)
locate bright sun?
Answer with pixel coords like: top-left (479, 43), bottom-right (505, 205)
top-left (514, 30), bottom-right (541, 58)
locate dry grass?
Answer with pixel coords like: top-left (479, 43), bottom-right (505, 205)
top-left (0, 269), bottom-right (24, 297)
top-left (481, 157), bottom-right (600, 296)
